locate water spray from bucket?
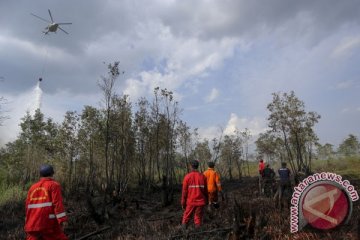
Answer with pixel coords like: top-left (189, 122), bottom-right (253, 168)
top-left (29, 80), bottom-right (43, 115)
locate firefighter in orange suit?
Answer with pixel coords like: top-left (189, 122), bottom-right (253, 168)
top-left (203, 161), bottom-right (223, 208)
top-left (181, 160), bottom-right (208, 229)
top-left (25, 164), bottom-right (68, 240)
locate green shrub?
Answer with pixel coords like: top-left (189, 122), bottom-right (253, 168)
top-left (0, 184), bottom-right (27, 206)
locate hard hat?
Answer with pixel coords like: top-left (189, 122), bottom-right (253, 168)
top-left (190, 160), bottom-right (199, 169)
top-left (40, 164), bottom-right (54, 177)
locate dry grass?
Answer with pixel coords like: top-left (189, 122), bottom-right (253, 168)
top-left (313, 156), bottom-right (360, 178)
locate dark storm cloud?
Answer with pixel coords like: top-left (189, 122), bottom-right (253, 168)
top-left (1, 0), bottom-right (360, 146)
top-left (0, 0), bottom-right (139, 94)
top-left (159, 0), bottom-right (360, 43)
top-left (1, 0), bottom-right (360, 94)
top-left (0, 0), bottom-right (127, 50)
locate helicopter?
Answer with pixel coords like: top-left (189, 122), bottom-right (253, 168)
top-left (31, 9), bottom-right (72, 34)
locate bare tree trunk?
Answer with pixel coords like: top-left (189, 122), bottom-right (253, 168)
top-left (294, 132), bottom-right (304, 171)
top-left (282, 128), bottom-right (296, 174)
top-left (105, 113), bottom-right (110, 190)
top-left (69, 151), bottom-right (73, 191)
top-left (235, 157), bottom-right (242, 180)
top-left (228, 156), bottom-right (233, 181)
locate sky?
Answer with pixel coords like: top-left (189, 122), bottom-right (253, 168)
top-left (1, 0), bottom-right (360, 149)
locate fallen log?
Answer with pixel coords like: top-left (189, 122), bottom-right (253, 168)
top-left (76, 226), bottom-right (111, 240)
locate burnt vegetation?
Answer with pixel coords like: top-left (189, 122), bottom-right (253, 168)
top-left (1, 178), bottom-right (359, 239)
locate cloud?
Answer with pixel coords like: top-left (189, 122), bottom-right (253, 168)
top-left (205, 88), bottom-right (219, 103)
top-left (224, 113), bottom-right (268, 136)
top-left (0, 85), bottom-right (42, 145)
top-left (197, 125), bottom-right (223, 141)
top-left (196, 113), bottom-right (268, 146)
top-left (331, 36), bottom-right (360, 58)
top-left (2, 0), bottom-right (359, 95)
top-left (197, 113), bottom-right (268, 142)
top-left (0, 34), bottom-right (44, 57)
top-left (1, 0), bottom-right (360, 148)
top-left (0, 33), bottom-right (73, 63)
top-left (341, 107), bottom-right (350, 113)
top-left (121, 33), bottom-right (238, 100)
top-left (335, 80), bottom-right (355, 90)
top-left (0, 84), bottom-right (101, 146)
top-left (340, 106), bottom-right (360, 114)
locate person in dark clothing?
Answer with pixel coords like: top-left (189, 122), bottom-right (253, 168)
top-left (278, 162), bottom-right (292, 208)
top-left (262, 164), bottom-right (275, 179)
top-left (262, 164), bottom-right (275, 197)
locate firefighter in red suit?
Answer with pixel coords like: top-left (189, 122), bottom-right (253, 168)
top-left (181, 160), bottom-right (208, 229)
top-left (25, 164), bottom-right (68, 240)
top-left (258, 159), bottom-right (265, 194)
top-left (258, 159), bottom-right (265, 175)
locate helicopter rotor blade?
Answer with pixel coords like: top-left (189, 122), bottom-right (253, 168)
top-left (48, 9), bottom-right (54, 23)
top-left (30, 13), bottom-right (51, 23)
top-left (58, 26), bottom-right (69, 34)
top-left (57, 23), bottom-right (72, 25)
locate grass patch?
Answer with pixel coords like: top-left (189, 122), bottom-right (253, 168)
top-left (312, 155), bottom-right (360, 178)
top-left (0, 184), bottom-right (27, 207)
top-left (244, 161), bottom-right (259, 176)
